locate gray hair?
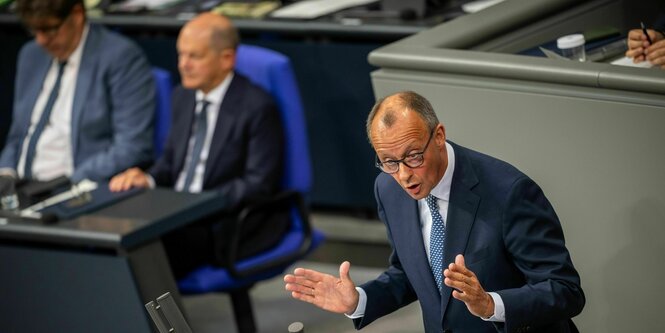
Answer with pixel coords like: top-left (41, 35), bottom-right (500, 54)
top-left (366, 91), bottom-right (440, 143)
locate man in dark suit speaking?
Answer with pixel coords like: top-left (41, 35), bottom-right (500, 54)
top-left (284, 91), bottom-right (584, 332)
top-left (109, 13), bottom-right (284, 278)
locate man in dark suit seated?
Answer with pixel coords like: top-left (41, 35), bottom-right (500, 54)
top-left (0, 0), bottom-right (155, 185)
top-left (109, 13), bottom-right (285, 279)
top-left (284, 91), bottom-right (585, 332)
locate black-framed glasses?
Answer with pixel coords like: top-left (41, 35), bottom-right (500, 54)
top-left (375, 128), bottom-right (435, 174)
top-left (25, 15), bottom-right (69, 38)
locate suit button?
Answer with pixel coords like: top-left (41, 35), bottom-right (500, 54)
top-left (442, 330), bottom-right (452, 333)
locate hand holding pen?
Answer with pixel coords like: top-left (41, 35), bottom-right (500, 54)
top-left (625, 22), bottom-right (665, 68)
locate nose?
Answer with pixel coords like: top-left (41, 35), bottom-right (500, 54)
top-left (178, 55), bottom-right (190, 70)
top-left (397, 162), bottom-right (413, 183)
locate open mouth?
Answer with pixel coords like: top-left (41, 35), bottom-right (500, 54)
top-left (406, 183), bottom-right (420, 194)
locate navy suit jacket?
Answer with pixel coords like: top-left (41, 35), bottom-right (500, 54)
top-left (0, 24), bottom-right (155, 182)
top-left (355, 142), bottom-right (584, 333)
top-left (149, 74), bottom-right (283, 209)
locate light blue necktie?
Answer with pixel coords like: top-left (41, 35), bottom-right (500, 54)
top-left (23, 61), bottom-right (67, 179)
top-left (426, 194), bottom-right (446, 292)
top-left (181, 100), bottom-right (210, 192)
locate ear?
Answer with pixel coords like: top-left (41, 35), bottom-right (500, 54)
top-left (220, 48), bottom-right (236, 72)
top-left (435, 123), bottom-right (446, 146)
top-left (71, 3), bottom-right (86, 24)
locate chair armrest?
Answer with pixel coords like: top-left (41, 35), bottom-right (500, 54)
top-left (222, 190), bottom-right (313, 279)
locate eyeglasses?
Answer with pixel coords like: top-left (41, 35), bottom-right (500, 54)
top-left (375, 128), bottom-right (435, 174)
top-left (25, 15), bottom-right (69, 39)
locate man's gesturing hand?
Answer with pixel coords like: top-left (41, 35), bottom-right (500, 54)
top-left (284, 261), bottom-right (359, 315)
top-left (444, 254), bottom-right (495, 319)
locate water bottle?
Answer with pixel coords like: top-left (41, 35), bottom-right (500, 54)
top-left (557, 34), bottom-right (586, 62)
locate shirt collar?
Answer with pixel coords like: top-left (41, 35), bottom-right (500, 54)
top-left (429, 142), bottom-right (455, 202)
top-left (195, 72), bottom-right (234, 106)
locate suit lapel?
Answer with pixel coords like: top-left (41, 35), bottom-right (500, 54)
top-left (439, 143), bottom-right (480, 319)
top-left (396, 193), bottom-right (441, 300)
top-left (21, 54), bottom-right (52, 136)
top-left (380, 174), bottom-right (444, 312)
top-left (203, 75), bottom-right (241, 186)
top-left (71, 25), bottom-right (99, 156)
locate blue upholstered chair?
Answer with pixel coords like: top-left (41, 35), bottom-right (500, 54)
top-left (177, 45), bottom-right (325, 333)
top-left (151, 67), bottom-right (173, 158)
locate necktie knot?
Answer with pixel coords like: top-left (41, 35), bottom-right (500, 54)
top-left (426, 194), bottom-right (439, 211)
top-left (199, 99), bottom-right (210, 110)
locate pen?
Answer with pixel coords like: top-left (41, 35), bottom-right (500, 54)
top-left (640, 21), bottom-right (653, 44)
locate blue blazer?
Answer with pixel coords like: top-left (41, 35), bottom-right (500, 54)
top-left (0, 24), bottom-right (155, 182)
top-left (355, 142), bottom-right (584, 333)
top-left (149, 74), bottom-right (284, 209)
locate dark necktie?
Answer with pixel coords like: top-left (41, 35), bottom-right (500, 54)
top-left (181, 100), bottom-right (210, 192)
top-left (23, 61), bottom-right (67, 179)
top-left (426, 194), bottom-right (446, 293)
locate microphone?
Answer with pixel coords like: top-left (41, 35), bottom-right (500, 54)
top-left (288, 322), bottom-right (304, 333)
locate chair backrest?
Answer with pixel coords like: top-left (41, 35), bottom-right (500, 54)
top-left (234, 45), bottom-right (312, 194)
top-left (152, 67), bottom-right (173, 158)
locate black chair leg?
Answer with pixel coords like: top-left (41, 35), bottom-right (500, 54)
top-left (230, 288), bottom-right (256, 333)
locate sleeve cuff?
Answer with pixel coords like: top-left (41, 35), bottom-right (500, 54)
top-left (480, 292), bottom-right (505, 322)
top-left (344, 287), bottom-right (367, 319)
top-left (146, 174), bottom-right (156, 189)
top-left (0, 168), bottom-right (17, 179)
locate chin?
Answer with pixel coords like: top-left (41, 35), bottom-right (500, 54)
top-left (181, 80), bottom-right (198, 90)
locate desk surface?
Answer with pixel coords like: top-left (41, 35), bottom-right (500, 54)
top-left (0, 188), bottom-right (223, 250)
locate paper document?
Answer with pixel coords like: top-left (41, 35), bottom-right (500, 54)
top-left (270, 0), bottom-right (379, 19)
top-left (213, 1), bottom-right (280, 18)
top-left (610, 56), bottom-right (654, 68)
top-left (539, 47), bottom-right (567, 60)
top-left (113, 0), bottom-right (184, 11)
top-left (462, 0), bottom-right (505, 13)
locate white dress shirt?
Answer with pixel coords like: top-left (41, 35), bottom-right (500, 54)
top-left (173, 73), bottom-right (233, 193)
top-left (15, 25), bottom-right (89, 181)
top-left (347, 142), bottom-right (506, 322)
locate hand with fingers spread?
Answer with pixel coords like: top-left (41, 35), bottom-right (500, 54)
top-left (626, 28), bottom-right (665, 67)
top-left (444, 254), bottom-right (495, 319)
top-left (284, 261), bottom-right (360, 315)
top-left (108, 167), bottom-right (150, 192)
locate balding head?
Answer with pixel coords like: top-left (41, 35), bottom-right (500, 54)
top-left (181, 12), bottom-right (239, 51)
top-left (177, 13), bottom-right (238, 93)
top-left (366, 91), bottom-right (440, 146)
